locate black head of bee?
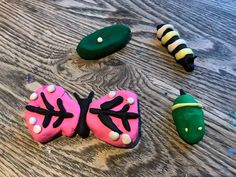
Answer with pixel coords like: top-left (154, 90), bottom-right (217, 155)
top-left (178, 54), bottom-right (196, 72)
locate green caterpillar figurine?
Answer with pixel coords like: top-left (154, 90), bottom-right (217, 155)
top-left (172, 89), bottom-right (205, 144)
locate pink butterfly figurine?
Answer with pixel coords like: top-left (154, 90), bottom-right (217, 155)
top-left (86, 90), bottom-right (140, 148)
top-left (24, 85), bottom-right (81, 143)
top-left (25, 85), bottom-right (141, 148)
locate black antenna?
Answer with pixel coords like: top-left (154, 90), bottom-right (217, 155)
top-left (180, 89), bottom-right (186, 95)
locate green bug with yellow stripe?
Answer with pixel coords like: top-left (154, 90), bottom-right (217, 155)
top-left (172, 89), bottom-right (205, 144)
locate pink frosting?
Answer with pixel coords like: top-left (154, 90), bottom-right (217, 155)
top-left (86, 90), bottom-right (140, 147)
top-left (24, 86), bottom-right (80, 143)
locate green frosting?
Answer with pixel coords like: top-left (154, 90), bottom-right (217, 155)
top-left (76, 24), bottom-right (131, 60)
top-left (172, 90), bottom-right (205, 145)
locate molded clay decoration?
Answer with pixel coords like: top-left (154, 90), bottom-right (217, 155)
top-left (77, 24), bottom-right (131, 60)
top-left (172, 89), bottom-right (205, 144)
top-left (25, 85), bottom-right (80, 143)
top-left (156, 24), bottom-right (196, 72)
top-left (25, 85), bottom-right (140, 148)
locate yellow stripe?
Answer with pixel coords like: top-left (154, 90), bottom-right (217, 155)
top-left (157, 24), bottom-right (174, 39)
top-left (175, 48), bottom-right (193, 60)
top-left (172, 103), bottom-right (203, 111)
top-left (161, 31), bottom-right (179, 45)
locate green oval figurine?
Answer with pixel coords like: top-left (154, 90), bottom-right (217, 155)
top-left (76, 24), bottom-right (131, 60)
top-left (172, 89), bottom-right (205, 144)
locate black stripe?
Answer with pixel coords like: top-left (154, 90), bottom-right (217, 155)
top-left (98, 113), bottom-right (123, 134)
top-left (161, 28), bottom-right (174, 39)
top-left (163, 35), bottom-right (179, 47)
top-left (100, 96), bottom-right (123, 110)
top-left (53, 116), bottom-right (64, 128)
top-left (121, 118), bottom-right (131, 131)
top-left (40, 92), bottom-right (54, 110)
top-left (156, 24), bottom-right (165, 31)
top-left (42, 113), bottom-right (53, 128)
top-left (170, 43), bottom-right (188, 56)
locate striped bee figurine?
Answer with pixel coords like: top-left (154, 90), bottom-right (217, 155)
top-left (156, 24), bottom-right (196, 72)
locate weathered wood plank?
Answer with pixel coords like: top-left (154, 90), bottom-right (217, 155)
top-left (0, 0), bottom-right (236, 176)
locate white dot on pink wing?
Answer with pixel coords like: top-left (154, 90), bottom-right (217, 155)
top-left (29, 117), bottom-right (36, 125)
top-left (30, 92), bottom-right (38, 100)
top-left (33, 125), bottom-right (42, 134)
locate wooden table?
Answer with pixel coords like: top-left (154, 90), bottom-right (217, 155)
top-left (0, 0), bottom-right (236, 176)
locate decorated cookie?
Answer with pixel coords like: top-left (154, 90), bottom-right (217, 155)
top-left (25, 85), bottom-right (81, 143)
top-left (172, 89), bottom-right (205, 144)
top-left (156, 24), bottom-right (196, 72)
top-left (87, 90), bottom-right (140, 148)
top-left (76, 24), bottom-right (131, 60)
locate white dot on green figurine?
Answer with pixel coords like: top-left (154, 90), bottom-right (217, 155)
top-left (198, 127), bottom-right (203, 131)
top-left (97, 37), bottom-right (103, 43)
top-left (184, 128), bottom-right (189, 133)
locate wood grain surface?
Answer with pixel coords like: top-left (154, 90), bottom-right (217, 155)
top-left (0, 0), bottom-right (236, 176)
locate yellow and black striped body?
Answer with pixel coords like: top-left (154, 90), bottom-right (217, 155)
top-left (156, 24), bottom-right (196, 72)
